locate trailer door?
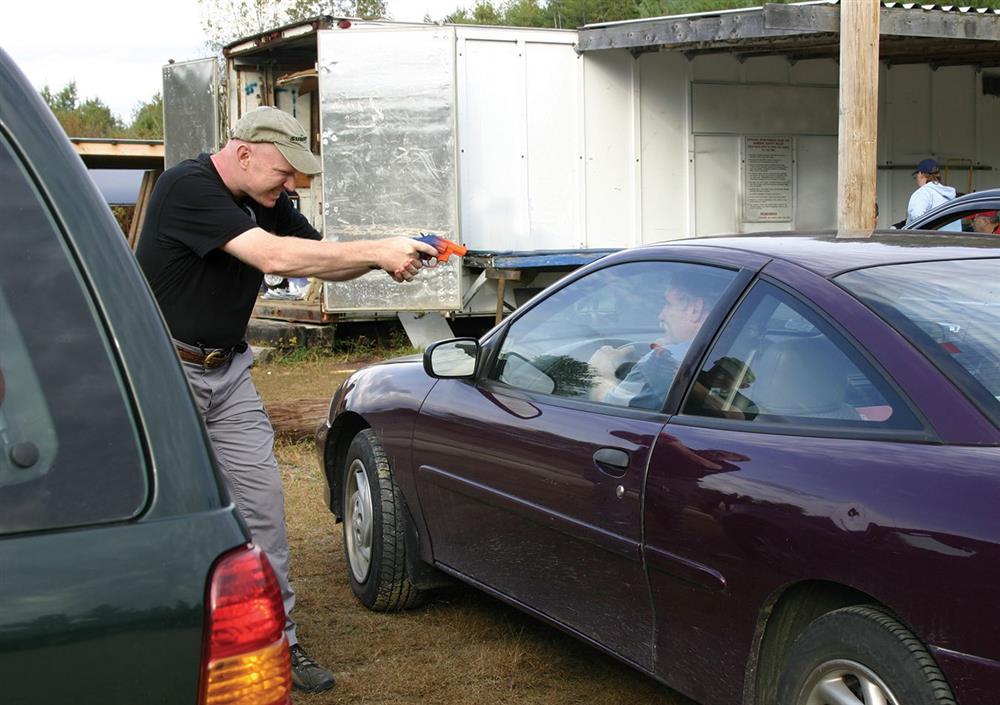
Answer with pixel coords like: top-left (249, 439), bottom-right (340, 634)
top-left (162, 57), bottom-right (220, 169)
top-left (319, 27), bottom-right (461, 313)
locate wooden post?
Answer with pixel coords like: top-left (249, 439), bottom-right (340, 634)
top-left (485, 268), bottom-right (521, 325)
top-left (837, 0), bottom-right (880, 238)
top-left (127, 169), bottom-right (162, 250)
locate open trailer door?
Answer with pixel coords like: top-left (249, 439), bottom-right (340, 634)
top-left (162, 57), bottom-right (221, 169)
top-left (318, 26), bottom-right (462, 314)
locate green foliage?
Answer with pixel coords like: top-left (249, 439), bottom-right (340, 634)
top-left (269, 345), bottom-right (337, 364)
top-left (129, 93), bottom-right (164, 139)
top-left (505, 0), bottom-right (548, 27)
top-left (330, 326), bottom-right (420, 359)
top-left (39, 82), bottom-right (164, 139)
top-left (267, 327), bottom-right (419, 365)
top-left (439, 0), bottom-right (809, 27)
top-left (199, 0), bottom-right (386, 50)
top-left (40, 82), bottom-right (122, 138)
top-left (110, 206), bottom-right (134, 234)
top-left (354, 0), bottom-right (386, 19)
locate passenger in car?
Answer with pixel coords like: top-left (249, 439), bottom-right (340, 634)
top-left (587, 269), bottom-right (729, 410)
top-left (971, 210), bottom-right (1000, 234)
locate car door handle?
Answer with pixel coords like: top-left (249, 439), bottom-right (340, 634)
top-left (593, 448), bottom-right (629, 476)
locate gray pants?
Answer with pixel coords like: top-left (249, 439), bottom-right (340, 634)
top-left (178, 341), bottom-right (298, 645)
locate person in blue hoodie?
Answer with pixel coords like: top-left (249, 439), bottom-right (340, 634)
top-left (905, 158), bottom-right (960, 230)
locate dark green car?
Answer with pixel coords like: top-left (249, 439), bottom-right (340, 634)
top-left (0, 50), bottom-right (291, 705)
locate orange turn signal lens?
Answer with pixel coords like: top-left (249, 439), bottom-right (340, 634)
top-left (201, 636), bottom-right (291, 705)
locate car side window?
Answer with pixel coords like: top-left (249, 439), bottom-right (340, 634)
top-left (491, 261), bottom-right (737, 410)
top-left (923, 213), bottom-right (966, 232)
top-left (682, 281), bottom-right (922, 431)
top-left (919, 209), bottom-right (1000, 234)
top-left (0, 132), bottom-right (146, 534)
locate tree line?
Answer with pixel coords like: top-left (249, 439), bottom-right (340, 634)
top-left (444, 0), bottom-right (1000, 26)
top-left (44, 0), bottom-right (1000, 138)
top-left (447, 0), bottom-right (811, 27)
top-left (41, 82), bottom-right (163, 140)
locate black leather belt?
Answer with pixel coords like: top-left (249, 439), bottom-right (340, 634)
top-left (175, 342), bottom-right (247, 369)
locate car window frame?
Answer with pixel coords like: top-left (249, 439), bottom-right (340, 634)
top-left (0, 126), bottom-right (152, 533)
top-left (475, 254), bottom-right (759, 418)
top-left (914, 209), bottom-right (976, 232)
top-left (670, 274), bottom-right (938, 443)
top-left (907, 195), bottom-right (1000, 232)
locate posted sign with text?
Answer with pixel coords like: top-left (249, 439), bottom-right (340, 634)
top-left (743, 136), bottom-right (793, 223)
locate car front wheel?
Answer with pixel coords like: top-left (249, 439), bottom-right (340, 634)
top-left (342, 428), bottom-right (424, 611)
top-left (777, 605), bottom-right (956, 705)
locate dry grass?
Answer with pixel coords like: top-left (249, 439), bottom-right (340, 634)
top-left (253, 356), bottom-right (698, 705)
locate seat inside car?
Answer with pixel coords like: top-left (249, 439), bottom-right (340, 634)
top-left (747, 334), bottom-right (861, 421)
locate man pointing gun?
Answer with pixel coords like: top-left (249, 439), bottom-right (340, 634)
top-left (136, 106), bottom-right (440, 693)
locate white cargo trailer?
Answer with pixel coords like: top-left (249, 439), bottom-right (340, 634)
top-left (166, 19), bottom-right (617, 339)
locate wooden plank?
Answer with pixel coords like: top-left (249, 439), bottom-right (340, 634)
top-left (576, 11), bottom-right (814, 52)
top-left (72, 139), bottom-right (165, 169)
top-left (579, 5), bottom-right (1000, 55)
top-left (836, 0), bottom-right (880, 238)
top-left (765, 3), bottom-right (1000, 42)
top-left (495, 278), bottom-right (507, 325)
top-left (254, 299), bottom-right (336, 324)
top-left (485, 268), bottom-right (522, 281)
top-left (127, 169), bottom-right (162, 251)
top-left (265, 398), bottom-right (331, 442)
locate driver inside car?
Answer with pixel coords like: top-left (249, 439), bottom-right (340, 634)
top-left (588, 269), bottom-right (728, 410)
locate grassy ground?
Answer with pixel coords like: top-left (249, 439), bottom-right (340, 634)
top-left (252, 351), bottom-right (697, 705)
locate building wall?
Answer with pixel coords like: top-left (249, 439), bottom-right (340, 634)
top-left (625, 50), bottom-right (1000, 238)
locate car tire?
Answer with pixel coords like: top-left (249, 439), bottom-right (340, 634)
top-left (777, 605), bottom-right (956, 705)
top-left (342, 428), bottom-right (425, 611)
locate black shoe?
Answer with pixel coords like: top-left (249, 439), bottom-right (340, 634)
top-left (289, 643), bottom-right (336, 693)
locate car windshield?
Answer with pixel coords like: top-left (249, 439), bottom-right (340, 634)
top-left (836, 259), bottom-right (1000, 426)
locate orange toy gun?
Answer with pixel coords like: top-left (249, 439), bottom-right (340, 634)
top-left (415, 233), bottom-right (467, 263)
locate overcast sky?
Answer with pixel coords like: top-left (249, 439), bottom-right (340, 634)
top-left (1, 0), bottom-right (471, 121)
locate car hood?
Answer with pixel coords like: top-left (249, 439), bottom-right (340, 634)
top-left (367, 352), bottom-right (423, 368)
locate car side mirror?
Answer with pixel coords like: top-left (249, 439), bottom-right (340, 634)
top-left (424, 338), bottom-right (480, 379)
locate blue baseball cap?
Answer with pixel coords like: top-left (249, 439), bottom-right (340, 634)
top-left (912, 158), bottom-right (939, 176)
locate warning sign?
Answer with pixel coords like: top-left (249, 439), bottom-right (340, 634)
top-left (743, 136), bottom-right (793, 222)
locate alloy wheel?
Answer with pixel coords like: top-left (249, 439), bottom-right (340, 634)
top-left (799, 659), bottom-right (901, 705)
top-left (345, 458), bottom-right (373, 583)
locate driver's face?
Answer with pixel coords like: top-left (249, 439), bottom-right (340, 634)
top-left (658, 286), bottom-right (700, 344)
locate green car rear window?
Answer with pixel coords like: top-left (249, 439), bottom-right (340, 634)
top-left (0, 132), bottom-right (146, 534)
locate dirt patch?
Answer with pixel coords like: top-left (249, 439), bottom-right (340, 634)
top-left (254, 358), bottom-right (698, 705)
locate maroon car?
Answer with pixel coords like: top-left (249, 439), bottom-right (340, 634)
top-left (317, 232), bottom-right (1000, 705)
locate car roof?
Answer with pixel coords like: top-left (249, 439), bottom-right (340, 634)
top-left (639, 231), bottom-right (1000, 278)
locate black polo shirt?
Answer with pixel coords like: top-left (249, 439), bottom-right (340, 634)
top-left (136, 153), bottom-right (320, 348)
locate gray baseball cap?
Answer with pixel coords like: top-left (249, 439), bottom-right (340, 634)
top-left (231, 106), bottom-right (322, 175)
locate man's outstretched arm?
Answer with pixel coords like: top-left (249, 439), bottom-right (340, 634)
top-left (223, 227), bottom-right (439, 282)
